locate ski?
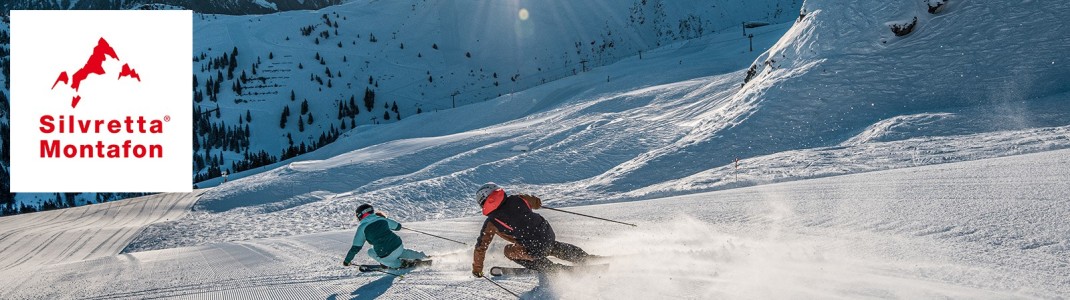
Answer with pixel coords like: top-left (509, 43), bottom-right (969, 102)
top-left (357, 259), bottom-right (432, 272)
top-left (489, 263), bottom-right (608, 277)
top-left (357, 265), bottom-right (386, 272)
top-left (489, 266), bottom-right (533, 277)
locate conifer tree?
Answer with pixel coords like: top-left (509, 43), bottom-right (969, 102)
top-left (280, 106), bottom-right (290, 128)
top-left (363, 88), bottom-right (375, 112)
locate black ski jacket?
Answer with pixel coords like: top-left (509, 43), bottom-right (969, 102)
top-left (472, 194), bottom-right (551, 272)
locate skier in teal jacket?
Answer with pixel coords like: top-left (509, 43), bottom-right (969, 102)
top-left (342, 204), bottom-right (428, 269)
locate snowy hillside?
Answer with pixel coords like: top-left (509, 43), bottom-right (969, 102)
top-left (0, 0), bottom-right (346, 15)
top-left (1, 19), bottom-right (9, 213)
top-left (2, 150), bottom-right (1068, 298)
top-left (1, 0), bottom-right (802, 212)
top-left (184, 0), bottom-right (801, 184)
top-left (131, 22), bottom-right (801, 250)
top-left (597, 0), bottom-right (1070, 192)
top-left (0, 0), bottom-right (1068, 298)
top-left (120, 0), bottom-right (1070, 251)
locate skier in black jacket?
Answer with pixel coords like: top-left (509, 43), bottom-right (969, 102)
top-left (470, 182), bottom-right (594, 277)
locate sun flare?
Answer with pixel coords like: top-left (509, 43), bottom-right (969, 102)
top-left (518, 8), bottom-right (529, 21)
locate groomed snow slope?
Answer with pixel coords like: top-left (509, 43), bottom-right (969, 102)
top-left (0, 192), bottom-right (200, 272)
top-left (2, 150), bottom-right (1067, 299)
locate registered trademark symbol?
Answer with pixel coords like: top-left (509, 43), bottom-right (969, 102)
top-left (164, 115), bottom-right (171, 122)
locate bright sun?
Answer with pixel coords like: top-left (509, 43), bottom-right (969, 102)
top-left (518, 8), bottom-right (529, 21)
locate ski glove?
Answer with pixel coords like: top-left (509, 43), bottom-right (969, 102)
top-left (343, 261), bottom-right (351, 267)
top-left (517, 194), bottom-right (542, 209)
top-left (472, 270), bottom-right (484, 278)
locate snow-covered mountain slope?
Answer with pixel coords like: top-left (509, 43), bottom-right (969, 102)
top-left (1, 20), bottom-right (10, 211)
top-left (186, 0), bottom-right (799, 181)
top-left (125, 0), bottom-right (1070, 251)
top-left (0, 192), bottom-right (199, 272)
top-left (595, 0), bottom-right (1070, 192)
top-left (2, 0), bottom-right (801, 212)
top-left (130, 23), bottom-right (801, 250)
top-left (0, 0), bottom-right (346, 15)
top-left (1, 1), bottom-right (1067, 297)
top-left (627, 124), bottom-right (1070, 201)
top-left (3, 150), bottom-right (1068, 299)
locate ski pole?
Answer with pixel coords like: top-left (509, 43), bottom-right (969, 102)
top-left (542, 206), bottom-right (637, 227)
top-left (483, 276), bottom-right (520, 298)
top-left (402, 226), bottom-right (469, 245)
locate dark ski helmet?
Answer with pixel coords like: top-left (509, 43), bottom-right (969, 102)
top-left (356, 204), bottom-right (374, 219)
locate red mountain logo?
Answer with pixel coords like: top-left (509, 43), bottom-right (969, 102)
top-left (51, 37), bottom-right (142, 108)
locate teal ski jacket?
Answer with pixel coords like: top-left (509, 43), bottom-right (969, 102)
top-left (343, 214), bottom-right (403, 264)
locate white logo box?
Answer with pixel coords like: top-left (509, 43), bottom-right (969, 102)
top-left (10, 10), bottom-right (192, 192)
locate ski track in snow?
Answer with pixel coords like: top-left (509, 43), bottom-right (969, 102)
top-left (1, 151), bottom-right (1067, 299)
top-left (0, 192), bottom-right (200, 274)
